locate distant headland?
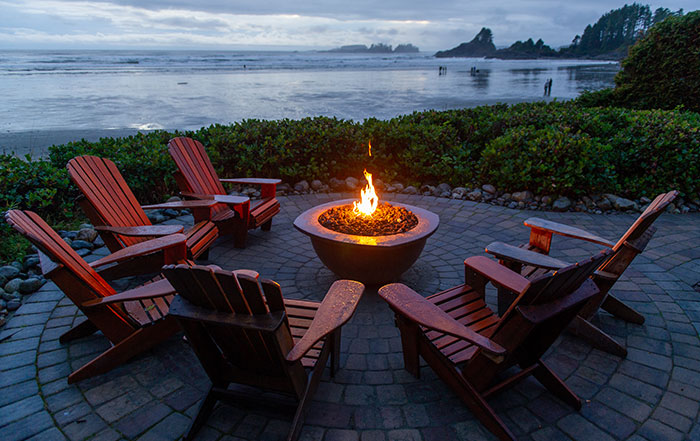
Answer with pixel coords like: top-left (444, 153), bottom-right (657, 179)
top-left (435, 3), bottom-right (684, 60)
top-left (325, 43), bottom-right (419, 54)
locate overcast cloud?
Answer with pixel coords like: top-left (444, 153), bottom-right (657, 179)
top-left (0, 1), bottom-right (694, 51)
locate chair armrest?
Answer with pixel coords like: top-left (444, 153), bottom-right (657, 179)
top-left (518, 279), bottom-right (599, 324)
top-left (214, 194), bottom-right (250, 205)
top-left (378, 283), bottom-right (506, 357)
top-left (83, 278), bottom-right (176, 308)
top-left (89, 234), bottom-right (187, 268)
top-left (524, 218), bottom-right (615, 248)
top-left (220, 178), bottom-right (282, 185)
top-left (464, 256), bottom-right (531, 296)
top-left (286, 280), bottom-right (364, 362)
top-left (141, 200), bottom-right (218, 210)
top-left (94, 225), bottom-right (184, 237)
top-left (485, 242), bottom-right (569, 271)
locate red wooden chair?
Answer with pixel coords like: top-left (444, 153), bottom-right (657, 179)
top-left (67, 155), bottom-right (220, 279)
top-left (379, 250), bottom-right (612, 441)
top-left (163, 264), bottom-right (363, 441)
top-left (5, 210), bottom-right (183, 383)
top-left (168, 137), bottom-right (281, 248)
top-left (485, 190), bottom-right (678, 356)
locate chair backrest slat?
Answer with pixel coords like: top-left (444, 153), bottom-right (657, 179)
top-left (168, 137), bottom-right (227, 196)
top-left (67, 156), bottom-right (152, 247)
top-left (613, 190), bottom-right (678, 251)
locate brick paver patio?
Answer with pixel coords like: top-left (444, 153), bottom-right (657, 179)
top-left (1, 193), bottom-right (699, 441)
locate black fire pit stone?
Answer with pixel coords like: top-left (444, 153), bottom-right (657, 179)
top-left (294, 199), bottom-right (440, 285)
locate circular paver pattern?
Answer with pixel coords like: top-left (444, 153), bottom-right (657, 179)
top-left (1, 193), bottom-right (699, 441)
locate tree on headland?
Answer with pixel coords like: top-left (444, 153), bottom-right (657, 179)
top-left (435, 27), bottom-right (496, 58)
top-left (578, 11), bottom-right (700, 112)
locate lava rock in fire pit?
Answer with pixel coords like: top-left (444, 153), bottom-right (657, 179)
top-left (319, 203), bottom-right (418, 236)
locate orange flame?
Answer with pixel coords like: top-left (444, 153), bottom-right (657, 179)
top-left (353, 142), bottom-right (378, 217)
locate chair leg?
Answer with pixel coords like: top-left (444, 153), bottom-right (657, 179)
top-left (396, 316), bottom-right (420, 378)
top-left (60, 319), bottom-right (98, 343)
top-left (233, 228), bottom-right (247, 248)
top-left (532, 360), bottom-right (581, 410)
top-left (196, 248), bottom-right (210, 261)
top-left (601, 294), bottom-right (645, 324)
top-left (288, 341), bottom-right (332, 441)
top-left (261, 219), bottom-right (272, 231)
top-left (184, 386), bottom-right (220, 441)
top-left (569, 315), bottom-right (627, 357)
top-left (67, 318), bottom-right (179, 384)
top-left (330, 330), bottom-right (341, 377)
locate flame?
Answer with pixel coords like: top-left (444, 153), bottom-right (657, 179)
top-left (353, 142), bottom-right (378, 217)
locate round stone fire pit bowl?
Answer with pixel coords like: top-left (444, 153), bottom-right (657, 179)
top-left (294, 199), bottom-right (439, 285)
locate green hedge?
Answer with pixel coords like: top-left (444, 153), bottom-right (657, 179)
top-left (1, 101), bottom-right (699, 261)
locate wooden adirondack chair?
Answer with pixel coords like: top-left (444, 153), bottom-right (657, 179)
top-left (162, 264), bottom-right (363, 441)
top-left (67, 155), bottom-right (220, 279)
top-left (168, 137), bottom-right (281, 248)
top-left (5, 210), bottom-right (183, 384)
top-left (378, 250), bottom-right (612, 441)
top-left (485, 190), bottom-right (678, 357)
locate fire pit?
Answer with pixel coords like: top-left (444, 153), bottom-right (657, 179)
top-left (294, 199), bottom-right (439, 285)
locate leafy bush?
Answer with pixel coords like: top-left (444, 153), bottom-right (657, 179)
top-left (1, 102), bottom-right (698, 261)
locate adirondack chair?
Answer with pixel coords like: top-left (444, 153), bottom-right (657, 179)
top-left (485, 190), bottom-right (678, 356)
top-left (5, 210), bottom-right (184, 383)
top-left (378, 250), bottom-right (612, 441)
top-left (168, 137), bottom-right (281, 248)
top-left (162, 264), bottom-right (363, 441)
top-left (67, 155), bottom-right (220, 280)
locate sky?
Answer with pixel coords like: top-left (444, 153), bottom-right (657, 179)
top-left (0, 1), bottom-right (694, 51)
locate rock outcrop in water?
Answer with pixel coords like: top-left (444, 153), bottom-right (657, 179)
top-left (327, 43), bottom-right (419, 53)
top-left (434, 28), bottom-right (496, 58)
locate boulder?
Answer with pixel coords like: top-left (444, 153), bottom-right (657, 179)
top-left (329, 178), bottom-right (344, 190)
top-left (276, 183), bottom-right (292, 194)
top-left (373, 179), bottom-right (386, 191)
top-left (604, 194), bottom-right (636, 211)
top-left (146, 211), bottom-right (166, 224)
top-left (507, 201), bottom-right (518, 209)
top-left (70, 240), bottom-right (93, 250)
top-left (403, 186), bottom-right (418, 195)
top-left (167, 196), bottom-right (182, 202)
top-left (481, 184), bottom-right (496, 195)
top-left (540, 195), bottom-right (553, 206)
top-left (59, 230), bottom-right (78, 240)
top-left (345, 177), bottom-right (360, 191)
top-left (420, 185), bottom-right (436, 196)
top-left (310, 180), bottom-right (324, 191)
top-left (23, 256), bottom-right (40, 270)
top-left (640, 196), bottom-right (651, 204)
top-left (93, 236), bottom-right (105, 248)
top-left (440, 191), bottom-right (451, 198)
top-left (552, 197), bottom-right (572, 212)
top-left (7, 299), bottom-right (20, 311)
top-left (391, 183), bottom-right (404, 192)
top-left (4, 278), bottom-right (23, 294)
top-left (467, 189), bottom-right (483, 201)
top-left (20, 278), bottom-right (44, 294)
top-left (294, 180), bottom-right (310, 192)
top-left (596, 197), bottom-right (612, 211)
top-left (452, 187), bottom-right (467, 197)
top-left (79, 223), bottom-right (93, 230)
top-left (437, 183), bottom-right (452, 194)
top-left (76, 249), bottom-right (91, 257)
top-left (511, 191), bottom-right (533, 203)
top-left (163, 209), bottom-right (179, 218)
top-left (0, 266), bottom-right (20, 279)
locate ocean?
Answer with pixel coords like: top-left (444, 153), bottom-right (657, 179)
top-left (0, 50), bottom-right (618, 153)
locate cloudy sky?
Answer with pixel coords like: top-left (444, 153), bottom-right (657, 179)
top-left (0, 1), bottom-right (694, 51)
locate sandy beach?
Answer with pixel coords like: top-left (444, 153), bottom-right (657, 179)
top-left (0, 128), bottom-right (155, 158)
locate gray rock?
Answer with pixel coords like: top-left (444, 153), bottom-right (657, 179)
top-left (582, 196), bottom-right (596, 209)
top-left (71, 240), bottom-right (93, 250)
top-left (163, 209), bottom-right (179, 218)
top-left (345, 177), bottom-right (360, 191)
top-left (10, 261), bottom-right (22, 272)
top-left (511, 191), bottom-right (533, 203)
top-left (23, 255), bottom-right (40, 269)
top-left (437, 183), bottom-right (452, 194)
top-left (276, 183), bottom-right (292, 194)
top-left (7, 299), bottom-right (20, 311)
top-left (440, 191), bottom-right (451, 198)
top-left (329, 178), bottom-right (344, 190)
top-left (681, 205), bottom-right (690, 214)
top-left (0, 299), bottom-right (5, 310)
top-left (467, 189), bottom-right (483, 201)
top-left (604, 194), bottom-right (637, 211)
top-left (482, 184), bottom-right (496, 194)
top-left (76, 228), bottom-right (99, 242)
top-left (403, 186), bottom-right (418, 195)
top-left (4, 278), bottom-right (22, 294)
top-left (507, 201), bottom-right (518, 209)
top-left (20, 278), bottom-right (44, 294)
top-left (59, 230), bottom-right (78, 240)
top-left (293, 180), bottom-right (310, 192)
top-left (0, 266), bottom-right (20, 279)
top-left (420, 185), bottom-right (436, 195)
top-left (2, 291), bottom-right (17, 301)
top-left (517, 201), bottom-right (526, 209)
top-left (146, 211), bottom-right (167, 224)
top-left (452, 187), bottom-right (467, 197)
top-left (373, 178), bottom-right (385, 191)
top-left (0, 277), bottom-right (5, 289)
top-left (79, 223), bottom-right (93, 230)
top-left (596, 197), bottom-right (612, 211)
top-left (310, 180), bottom-right (324, 191)
top-left (93, 236), bottom-right (105, 247)
top-left (540, 195), bottom-right (553, 206)
top-left (76, 249), bottom-right (91, 257)
top-left (595, 210), bottom-right (603, 215)
top-left (391, 183), bottom-right (404, 192)
top-left (502, 193), bottom-right (512, 200)
top-left (552, 197), bottom-right (572, 212)
top-left (167, 196), bottom-right (182, 202)
top-left (640, 196), bottom-right (651, 204)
